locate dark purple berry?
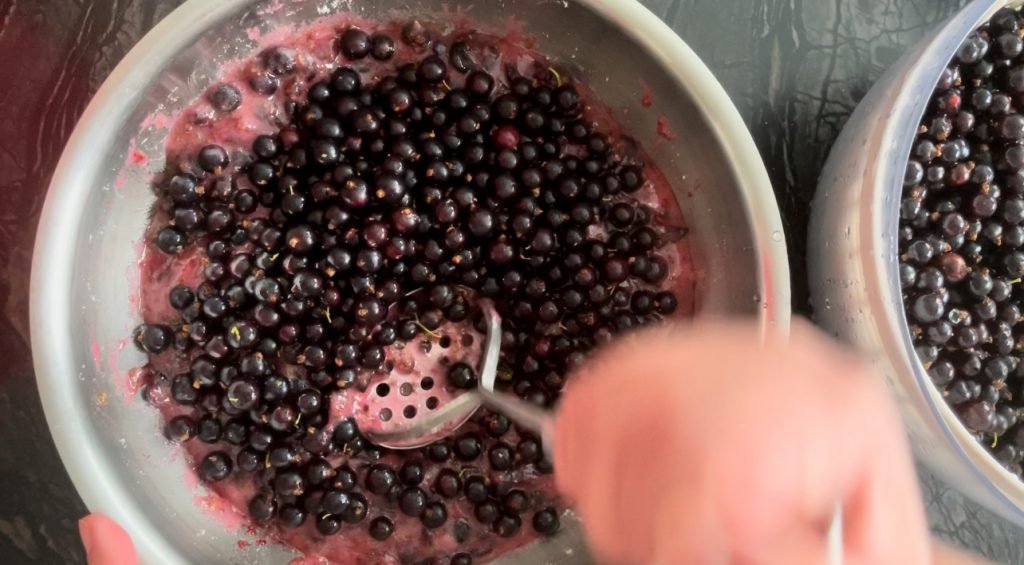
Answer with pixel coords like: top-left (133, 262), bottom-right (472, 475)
top-left (340, 27), bottom-right (371, 59)
top-left (199, 451), bottom-right (232, 482)
top-left (369, 516), bottom-right (394, 540)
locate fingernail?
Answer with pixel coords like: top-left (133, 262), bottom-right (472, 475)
top-left (78, 517), bottom-right (96, 556)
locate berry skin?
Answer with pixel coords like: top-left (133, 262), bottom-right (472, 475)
top-left (369, 516), bottom-right (394, 540)
top-left (421, 501), bottom-right (448, 528)
top-left (155, 226), bottom-right (186, 254)
top-left (249, 492), bottom-right (278, 522)
top-left (365, 464), bottom-right (398, 495)
top-left (371, 34), bottom-right (396, 60)
top-left (197, 144), bottom-right (229, 173)
top-left (447, 362), bottom-right (477, 389)
top-left (434, 469), bottom-right (462, 498)
top-left (166, 416), bottom-right (196, 442)
top-left (494, 514), bottom-right (522, 537)
top-left (398, 487), bottom-right (427, 517)
top-left (532, 507), bottom-right (561, 535)
top-left (209, 84), bottom-right (243, 112)
top-left (135, 324), bottom-right (173, 353)
top-left (340, 27), bottom-right (371, 59)
top-left (199, 451), bottom-right (232, 482)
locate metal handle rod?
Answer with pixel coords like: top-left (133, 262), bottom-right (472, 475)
top-left (478, 307), bottom-right (502, 392)
top-left (827, 503), bottom-right (843, 565)
top-left (476, 306), bottom-right (557, 458)
top-left (478, 387), bottom-right (557, 459)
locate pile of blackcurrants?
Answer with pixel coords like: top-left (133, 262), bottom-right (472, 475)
top-left (901, 7), bottom-right (1024, 478)
top-left (134, 23), bottom-right (681, 557)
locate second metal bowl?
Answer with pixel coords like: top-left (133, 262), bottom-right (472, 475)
top-left (809, 0), bottom-right (1024, 527)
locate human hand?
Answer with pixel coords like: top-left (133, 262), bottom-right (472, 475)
top-left (79, 514), bottom-right (137, 565)
top-left (553, 319), bottom-right (986, 565)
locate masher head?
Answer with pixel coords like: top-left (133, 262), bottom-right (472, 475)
top-left (358, 307), bottom-right (502, 449)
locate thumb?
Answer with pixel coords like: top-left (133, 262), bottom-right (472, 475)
top-left (79, 514), bottom-right (138, 565)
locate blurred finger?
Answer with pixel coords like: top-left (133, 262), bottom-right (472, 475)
top-left (79, 514), bottom-right (138, 565)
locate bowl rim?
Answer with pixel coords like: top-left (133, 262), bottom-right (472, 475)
top-left (871, 0), bottom-right (1024, 521)
top-left (29, 0), bottom-right (791, 562)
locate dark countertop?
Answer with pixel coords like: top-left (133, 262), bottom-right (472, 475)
top-left (0, 0), bottom-right (1020, 563)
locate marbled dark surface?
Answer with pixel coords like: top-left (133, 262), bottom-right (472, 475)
top-left (0, 0), bottom-right (1020, 563)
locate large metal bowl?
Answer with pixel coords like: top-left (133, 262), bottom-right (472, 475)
top-left (808, 0), bottom-right (1024, 527)
top-left (30, 0), bottom-right (790, 562)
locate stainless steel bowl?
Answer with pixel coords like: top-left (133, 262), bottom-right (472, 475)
top-left (31, 0), bottom-right (790, 562)
top-left (809, 0), bottom-right (1024, 526)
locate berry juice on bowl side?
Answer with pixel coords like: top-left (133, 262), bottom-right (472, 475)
top-left (128, 14), bottom-right (694, 565)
